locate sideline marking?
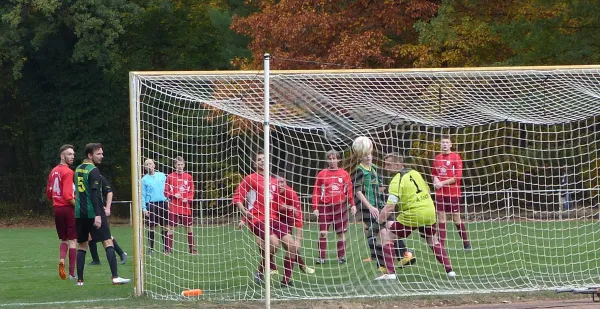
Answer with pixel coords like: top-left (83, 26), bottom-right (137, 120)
top-left (0, 298), bottom-right (129, 307)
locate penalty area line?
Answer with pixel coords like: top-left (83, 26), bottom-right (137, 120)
top-left (0, 297), bottom-right (129, 307)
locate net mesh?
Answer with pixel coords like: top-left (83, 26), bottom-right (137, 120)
top-left (132, 67), bottom-right (600, 300)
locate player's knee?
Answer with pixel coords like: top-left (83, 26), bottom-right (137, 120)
top-left (103, 239), bottom-right (114, 248)
top-left (452, 214), bottom-right (462, 224)
top-left (318, 231), bottom-right (327, 238)
top-left (337, 233), bottom-right (346, 242)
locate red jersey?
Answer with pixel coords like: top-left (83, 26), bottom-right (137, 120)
top-left (432, 152), bottom-right (463, 197)
top-left (46, 164), bottom-right (75, 207)
top-left (164, 172), bottom-right (194, 215)
top-left (273, 185), bottom-right (303, 228)
top-left (232, 173), bottom-right (278, 224)
top-left (311, 168), bottom-right (355, 210)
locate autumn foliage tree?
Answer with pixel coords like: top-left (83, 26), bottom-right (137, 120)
top-left (231, 0), bottom-right (440, 69)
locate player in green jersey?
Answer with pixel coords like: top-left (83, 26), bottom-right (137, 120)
top-left (352, 153), bottom-right (414, 269)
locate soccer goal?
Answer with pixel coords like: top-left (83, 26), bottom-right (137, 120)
top-left (129, 59), bottom-right (600, 302)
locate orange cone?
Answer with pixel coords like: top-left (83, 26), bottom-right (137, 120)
top-left (181, 289), bottom-right (203, 297)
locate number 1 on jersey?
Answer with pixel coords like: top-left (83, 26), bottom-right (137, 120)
top-left (409, 175), bottom-right (422, 193)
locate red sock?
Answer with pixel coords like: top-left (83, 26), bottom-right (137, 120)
top-left (282, 255), bottom-right (293, 284)
top-left (438, 222), bottom-right (447, 247)
top-left (59, 243), bottom-right (68, 260)
top-left (456, 223), bottom-right (469, 243)
top-left (68, 248), bottom-right (77, 276)
top-left (296, 252), bottom-right (305, 267)
top-left (187, 232), bottom-right (194, 251)
top-left (382, 243), bottom-right (396, 274)
top-left (319, 237), bottom-right (327, 259)
top-left (431, 242), bottom-right (452, 272)
top-left (337, 239), bottom-right (346, 260)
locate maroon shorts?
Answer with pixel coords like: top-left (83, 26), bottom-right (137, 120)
top-left (318, 205), bottom-right (348, 234)
top-left (247, 220), bottom-right (275, 239)
top-left (271, 221), bottom-right (292, 239)
top-left (435, 195), bottom-right (461, 213)
top-left (54, 206), bottom-right (76, 241)
top-left (168, 213), bottom-right (193, 227)
top-left (388, 221), bottom-right (436, 241)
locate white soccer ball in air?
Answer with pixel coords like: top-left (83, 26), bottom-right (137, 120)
top-left (352, 136), bottom-right (373, 157)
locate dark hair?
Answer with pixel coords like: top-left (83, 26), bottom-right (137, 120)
top-left (384, 152), bottom-right (404, 164)
top-left (276, 171), bottom-right (286, 179)
top-left (84, 143), bottom-right (102, 158)
top-left (59, 144), bottom-right (74, 156)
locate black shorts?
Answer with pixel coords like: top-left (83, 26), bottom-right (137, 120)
top-left (76, 216), bottom-right (111, 244)
top-left (91, 214), bottom-right (112, 243)
top-left (147, 201), bottom-right (169, 227)
top-left (361, 209), bottom-right (394, 237)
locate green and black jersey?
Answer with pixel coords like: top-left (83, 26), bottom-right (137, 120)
top-left (352, 163), bottom-right (385, 212)
top-left (74, 162), bottom-right (103, 219)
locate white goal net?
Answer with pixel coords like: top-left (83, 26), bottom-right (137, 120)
top-left (130, 65), bottom-right (600, 301)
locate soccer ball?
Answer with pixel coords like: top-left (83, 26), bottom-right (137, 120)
top-left (404, 251), bottom-right (413, 260)
top-left (352, 136), bottom-right (373, 156)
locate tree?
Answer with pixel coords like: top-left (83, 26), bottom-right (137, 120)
top-left (231, 0), bottom-right (440, 69)
top-left (400, 0), bottom-right (600, 67)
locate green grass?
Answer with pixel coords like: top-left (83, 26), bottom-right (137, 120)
top-left (1, 221), bottom-right (600, 307)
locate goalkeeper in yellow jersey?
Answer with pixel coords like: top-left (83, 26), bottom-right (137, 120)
top-left (374, 153), bottom-right (455, 280)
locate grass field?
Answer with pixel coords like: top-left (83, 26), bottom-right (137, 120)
top-left (1, 220), bottom-right (600, 307)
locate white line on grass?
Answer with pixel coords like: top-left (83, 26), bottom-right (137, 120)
top-left (0, 298), bottom-right (129, 307)
top-left (0, 265), bottom-right (45, 269)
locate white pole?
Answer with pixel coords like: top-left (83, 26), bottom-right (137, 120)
top-left (129, 73), bottom-right (143, 296)
top-left (263, 53), bottom-right (272, 309)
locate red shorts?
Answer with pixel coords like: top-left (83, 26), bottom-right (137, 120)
top-left (388, 221), bottom-right (436, 241)
top-left (271, 221), bottom-right (292, 239)
top-left (54, 206), bottom-right (76, 241)
top-left (435, 195), bottom-right (461, 213)
top-left (168, 213), bottom-right (193, 227)
top-left (318, 204), bottom-right (348, 234)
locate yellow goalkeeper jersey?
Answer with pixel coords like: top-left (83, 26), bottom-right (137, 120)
top-left (386, 168), bottom-right (436, 227)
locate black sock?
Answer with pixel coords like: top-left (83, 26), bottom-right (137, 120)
top-left (89, 241), bottom-right (100, 262)
top-left (367, 236), bottom-right (377, 259)
top-left (149, 230), bottom-right (155, 249)
top-left (112, 239), bottom-right (124, 256)
top-left (105, 246), bottom-right (119, 277)
top-left (374, 244), bottom-right (384, 268)
top-left (77, 249), bottom-right (86, 280)
top-left (395, 239), bottom-right (407, 260)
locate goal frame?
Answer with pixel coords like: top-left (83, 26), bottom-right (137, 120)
top-left (129, 63), bottom-right (600, 301)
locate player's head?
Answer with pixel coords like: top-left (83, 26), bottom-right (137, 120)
top-left (383, 152), bottom-right (404, 172)
top-left (84, 143), bottom-right (103, 165)
top-left (325, 150), bottom-right (340, 169)
top-left (174, 156), bottom-right (185, 173)
top-left (360, 153), bottom-right (373, 166)
top-left (254, 151), bottom-right (265, 173)
top-left (144, 158), bottom-right (155, 174)
top-left (440, 135), bottom-right (452, 154)
top-left (276, 171), bottom-right (287, 193)
top-left (59, 144), bottom-right (75, 165)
